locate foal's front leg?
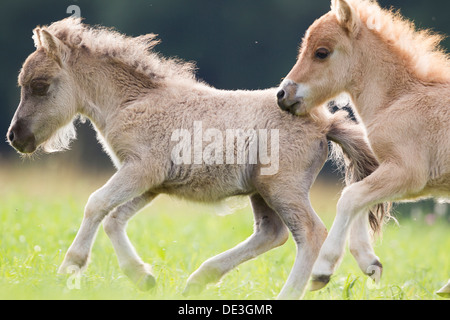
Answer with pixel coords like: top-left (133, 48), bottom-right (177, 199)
top-left (311, 163), bottom-right (426, 290)
top-left (58, 163), bottom-right (151, 274)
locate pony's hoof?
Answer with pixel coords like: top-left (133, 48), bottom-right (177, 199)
top-left (309, 275), bottom-right (330, 291)
top-left (58, 256), bottom-right (88, 274)
top-left (437, 291), bottom-right (450, 298)
top-left (182, 282), bottom-right (204, 297)
top-left (123, 263), bottom-right (156, 291)
top-left (436, 280), bottom-right (450, 298)
top-left (365, 260), bottom-right (383, 283)
top-left (136, 274), bottom-right (156, 291)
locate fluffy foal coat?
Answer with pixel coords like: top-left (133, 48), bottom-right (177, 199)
top-left (8, 18), bottom-right (380, 299)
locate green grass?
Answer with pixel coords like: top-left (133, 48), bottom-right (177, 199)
top-left (0, 162), bottom-right (448, 300)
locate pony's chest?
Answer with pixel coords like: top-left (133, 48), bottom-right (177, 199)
top-left (95, 129), bottom-right (123, 169)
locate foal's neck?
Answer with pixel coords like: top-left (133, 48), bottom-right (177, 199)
top-left (74, 55), bottom-right (156, 132)
top-left (348, 31), bottom-right (418, 121)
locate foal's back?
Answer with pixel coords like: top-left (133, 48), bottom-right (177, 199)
top-left (124, 85), bottom-right (329, 202)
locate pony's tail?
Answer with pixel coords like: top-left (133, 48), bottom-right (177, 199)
top-left (325, 110), bottom-right (391, 235)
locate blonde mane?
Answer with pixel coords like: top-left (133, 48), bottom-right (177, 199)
top-left (44, 17), bottom-right (197, 83)
top-left (341, 0), bottom-right (450, 82)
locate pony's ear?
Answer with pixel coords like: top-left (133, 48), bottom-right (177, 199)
top-left (332, 0), bottom-right (360, 35)
top-left (34, 28), bottom-right (70, 67)
top-left (32, 27), bottom-right (42, 49)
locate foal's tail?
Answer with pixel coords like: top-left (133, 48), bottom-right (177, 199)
top-left (325, 110), bottom-right (391, 235)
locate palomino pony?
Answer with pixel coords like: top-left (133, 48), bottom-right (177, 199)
top-left (277, 0), bottom-right (450, 292)
top-left (7, 17), bottom-right (382, 299)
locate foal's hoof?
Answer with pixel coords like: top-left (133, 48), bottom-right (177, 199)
top-left (437, 290), bottom-right (450, 298)
top-left (182, 282), bottom-right (204, 297)
top-left (309, 275), bottom-right (330, 291)
top-left (436, 280), bottom-right (450, 298)
top-left (123, 264), bottom-right (156, 291)
top-left (365, 260), bottom-right (383, 283)
top-left (58, 259), bottom-right (87, 275)
top-left (136, 274), bottom-right (156, 291)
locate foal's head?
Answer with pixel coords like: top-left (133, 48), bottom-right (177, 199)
top-left (277, 0), bottom-right (360, 115)
top-left (277, 0), bottom-right (449, 115)
top-left (8, 27), bottom-right (78, 154)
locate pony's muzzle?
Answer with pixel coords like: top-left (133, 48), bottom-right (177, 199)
top-left (277, 92), bottom-right (305, 115)
top-left (7, 119), bottom-right (37, 154)
top-left (277, 80), bottom-right (306, 115)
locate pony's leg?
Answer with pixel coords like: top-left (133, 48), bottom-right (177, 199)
top-left (436, 279), bottom-right (450, 298)
top-left (262, 192), bottom-right (327, 300)
top-left (103, 191), bottom-right (157, 290)
top-left (311, 163), bottom-right (426, 290)
top-left (348, 212), bottom-right (381, 281)
top-left (183, 193), bottom-right (289, 296)
top-left (58, 163), bottom-right (153, 274)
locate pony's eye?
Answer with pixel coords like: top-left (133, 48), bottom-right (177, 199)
top-left (315, 48), bottom-right (330, 60)
top-left (30, 82), bottom-right (50, 96)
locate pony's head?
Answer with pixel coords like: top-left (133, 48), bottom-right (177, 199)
top-left (7, 26), bottom-right (78, 154)
top-left (277, 0), bottom-right (449, 115)
top-left (277, 0), bottom-right (361, 115)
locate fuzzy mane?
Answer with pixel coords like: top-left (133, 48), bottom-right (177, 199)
top-left (44, 17), bottom-right (197, 83)
top-left (339, 0), bottom-right (450, 82)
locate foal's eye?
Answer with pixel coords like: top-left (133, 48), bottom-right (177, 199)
top-left (315, 48), bottom-right (331, 60)
top-left (30, 82), bottom-right (50, 96)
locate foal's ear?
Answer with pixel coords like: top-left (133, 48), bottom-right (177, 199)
top-left (32, 27), bottom-right (43, 48)
top-left (332, 0), bottom-right (360, 35)
top-left (33, 27), bottom-right (70, 67)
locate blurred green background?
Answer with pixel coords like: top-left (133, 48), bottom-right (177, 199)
top-left (0, 0), bottom-right (448, 218)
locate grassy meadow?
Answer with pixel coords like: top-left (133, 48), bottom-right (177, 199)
top-left (0, 161), bottom-right (448, 300)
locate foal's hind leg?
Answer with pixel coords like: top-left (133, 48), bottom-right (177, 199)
top-left (103, 191), bottom-right (157, 290)
top-left (183, 193), bottom-right (289, 296)
top-left (261, 190), bottom-right (327, 300)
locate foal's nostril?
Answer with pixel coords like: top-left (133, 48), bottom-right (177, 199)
top-left (277, 89), bottom-right (286, 100)
top-left (7, 130), bottom-right (14, 143)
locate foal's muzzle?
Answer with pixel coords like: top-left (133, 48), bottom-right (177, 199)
top-left (7, 119), bottom-right (37, 154)
top-left (277, 80), bottom-right (306, 116)
top-left (277, 89), bottom-right (304, 114)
